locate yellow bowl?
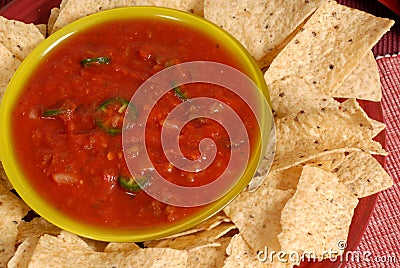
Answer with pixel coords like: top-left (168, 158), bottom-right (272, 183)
top-left (0, 7), bottom-right (272, 242)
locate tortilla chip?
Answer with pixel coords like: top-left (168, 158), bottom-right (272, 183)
top-left (332, 151), bottom-right (393, 198)
top-left (248, 122), bottom-right (276, 192)
top-left (224, 185), bottom-right (294, 253)
top-left (263, 167), bottom-right (303, 191)
top-left (35, 24), bottom-right (47, 37)
top-left (60, 0), bottom-right (70, 9)
top-left (0, 16), bottom-right (45, 61)
top-left (81, 238), bottom-right (108, 252)
top-left (266, 53), bottom-right (384, 119)
top-left (0, 194), bottom-right (27, 267)
top-left (264, 0), bottom-right (393, 97)
top-left (29, 231), bottom-right (188, 267)
top-left (369, 118), bottom-right (386, 138)
top-left (204, 0), bottom-right (324, 68)
top-left (144, 222), bottom-right (236, 250)
top-left (224, 234), bottom-right (294, 268)
top-left (159, 211), bottom-right (231, 240)
top-left (16, 217), bottom-right (61, 244)
top-left (187, 237), bottom-right (230, 268)
top-left (51, 0), bottom-right (204, 34)
top-left (278, 166), bottom-right (358, 260)
top-left (47, 8), bottom-right (60, 36)
top-left (0, 43), bottom-right (21, 102)
top-left (7, 236), bottom-right (39, 268)
top-left (273, 98), bottom-right (387, 171)
top-left (333, 51), bottom-right (382, 101)
top-left (194, 211), bottom-right (231, 231)
top-left (260, 149), bottom-right (355, 192)
top-left (0, 162), bottom-right (14, 191)
top-left (267, 75), bottom-right (339, 119)
top-left (103, 242), bottom-right (140, 252)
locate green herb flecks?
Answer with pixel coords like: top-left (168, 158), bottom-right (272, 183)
top-left (80, 57), bottom-right (110, 67)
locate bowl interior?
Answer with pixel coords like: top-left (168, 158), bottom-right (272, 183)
top-left (0, 6), bottom-right (272, 242)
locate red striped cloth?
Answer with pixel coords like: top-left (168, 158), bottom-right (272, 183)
top-left (0, 1), bottom-right (399, 267)
top-left (345, 55), bottom-right (400, 267)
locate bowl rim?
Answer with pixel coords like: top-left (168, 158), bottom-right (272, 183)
top-left (0, 6), bottom-right (272, 242)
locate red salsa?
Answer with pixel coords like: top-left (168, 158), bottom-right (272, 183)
top-left (12, 18), bottom-right (259, 228)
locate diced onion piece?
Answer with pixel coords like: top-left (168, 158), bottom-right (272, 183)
top-left (52, 173), bottom-right (78, 184)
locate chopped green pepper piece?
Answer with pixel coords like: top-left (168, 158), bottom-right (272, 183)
top-left (98, 96), bottom-right (129, 114)
top-left (118, 176), bottom-right (149, 192)
top-left (80, 57), bottom-right (110, 66)
top-left (95, 121), bottom-right (122, 135)
top-left (95, 96), bottom-right (137, 135)
top-left (174, 86), bottom-right (187, 101)
top-left (42, 108), bottom-right (66, 117)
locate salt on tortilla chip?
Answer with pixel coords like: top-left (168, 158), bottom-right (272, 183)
top-left (278, 165), bottom-right (359, 260)
top-left (16, 217), bottom-right (61, 244)
top-left (266, 75), bottom-right (339, 119)
top-left (187, 237), bottom-right (230, 268)
top-left (103, 242), bottom-right (140, 252)
top-left (273, 98), bottom-right (387, 171)
top-left (265, 0), bottom-right (393, 97)
top-left (144, 222), bottom-right (236, 250)
top-left (51, 0), bottom-right (204, 34)
top-left (224, 234), bottom-right (295, 268)
top-left (331, 151), bottom-right (393, 198)
top-left (333, 51), bottom-right (382, 101)
top-left (0, 43), bottom-right (21, 102)
top-left (7, 236), bottom-right (39, 268)
top-left (28, 231), bottom-right (188, 267)
top-left (223, 185), bottom-right (294, 252)
top-left (0, 16), bottom-right (45, 61)
top-left (204, 0), bottom-right (324, 68)
top-left (0, 194), bottom-right (27, 267)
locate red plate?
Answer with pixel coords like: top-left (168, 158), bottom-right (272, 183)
top-left (0, 1), bottom-right (386, 267)
top-left (378, 0), bottom-right (400, 16)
